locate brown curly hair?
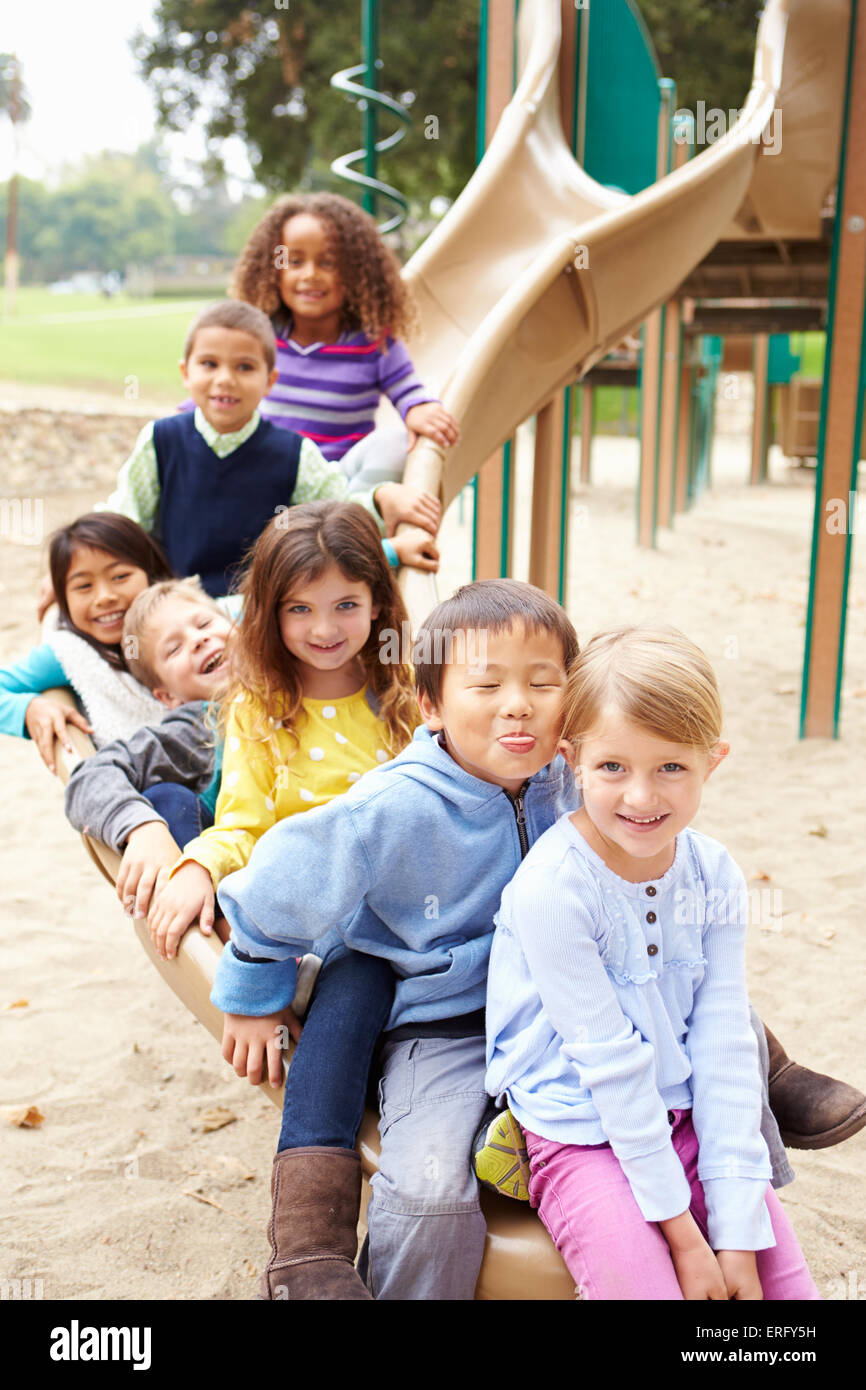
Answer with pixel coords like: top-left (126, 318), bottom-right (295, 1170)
top-left (223, 499), bottom-right (418, 757)
top-left (229, 192), bottom-right (418, 344)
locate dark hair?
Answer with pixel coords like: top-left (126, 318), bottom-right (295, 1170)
top-left (230, 192), bottom-right (418, 344)
top-left (49, 513), bottom-right (173, 669)
top-left (226, 500), bottom-right (417, 755)
top-left (183, 299), bottom-right (276, 371)
top-left (413, 579), bottom-right (579, 705)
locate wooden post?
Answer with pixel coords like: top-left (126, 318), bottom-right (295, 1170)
top-left (579, 383), bottom-right (594, 484)
top-left (527, 0), bottom-right (579, 598)
top-left (529, 392), bottom-right (567, 596)
top-left (637, 80), bottom-right (674, 547)
top-left (750, 333), bottom-right (770, 484)
top-left (656, 132), bottom-right (689, 527)
top-left (656, 301), bottom-right (682, 528)
top-left (472, 0), bottom-right (516, 579)
top-left (801, 1), bottom-right (866, 737)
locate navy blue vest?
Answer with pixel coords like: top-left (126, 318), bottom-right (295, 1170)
top-left (154, 413), bottom-right (302, 596)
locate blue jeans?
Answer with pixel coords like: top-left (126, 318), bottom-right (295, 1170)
top-left (278, 943), bottom-right (395, 1152)
top-left (143, 782), bottom-right (213, 849)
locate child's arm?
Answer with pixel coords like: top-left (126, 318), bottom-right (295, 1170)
top-left (1, 645), bottom-right (93, 770)
top-left (64, 704), bottom-right (214, 914)
top-left (210, 792), bottom-right (375, 1016)
top-left (290, 437), bottom-right (442, 551)
top-left (148, 701), bottom-right (281, 960)
top-left (102, 421), bottom-right (161, 532)
top-left (404, 401), bottom-right (460, 452)
top-left (685, 853), bottom-right (775, 1261)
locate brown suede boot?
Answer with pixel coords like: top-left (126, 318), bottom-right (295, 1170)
top-left (766, 1026), bottom-right (866, 1150)
top-left (260, 1146), bottom-right (372, 1300)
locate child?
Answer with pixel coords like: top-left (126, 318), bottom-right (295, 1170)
top-left (147, 500), bottom-right (420, 1299)
top-left (212, 581), bottom-right (855, 1300)
top-left (230, 192), bottom-right (459, 491)
top-left (64, 577), bottom-right (236, 922)
top-left (35, 302), bottom-right (441, 621)
top-left (211, 580), bottom-right (587, 1299)
top-left (484, 627), bottom-right (819, 1300)
top-left (2, 512), bottom-right (172, 770)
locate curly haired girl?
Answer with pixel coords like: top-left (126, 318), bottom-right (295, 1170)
top-left (230, 192), bottom-right (459, 492)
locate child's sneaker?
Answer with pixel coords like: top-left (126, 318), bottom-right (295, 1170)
top-left (473, 1107), bottom-right (531, 1202)
top-left (290, 954), bottom-right (323, 1020)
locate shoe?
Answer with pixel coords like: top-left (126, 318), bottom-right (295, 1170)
top-left (260, 1146), bottom-right (372, 1300)
top-left (290, 954), bottom-right (322, 1020)
top-left (473, 1108), bottom-right (531, 1201)
top-left (765, 1025), bottom-right (866, 1150)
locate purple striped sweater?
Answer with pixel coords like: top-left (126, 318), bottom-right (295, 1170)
top-left (260, 330), bottom-right (437, 463)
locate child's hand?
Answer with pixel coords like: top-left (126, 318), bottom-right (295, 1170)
top-left (373, 482), bottom-right (442, 537)
top-left (716, 1250), bottom-right (763, 1300)
top-left (148, 860), bottom-right (215, 961)
top-left (25, 695), bottom-right (93, 774)
top-left (37, 572), bottom-right (57, 622)
top-left (405, 402), bottom-right (460, 451)
top-left (391, 527), bottom-right (440, 573)
top-left (221, 1009), bottom-right (302, 1088)
top-left (660, 1210), bottom-right (728, 1300)
top-left (117, 822), bottom-right (181, 920)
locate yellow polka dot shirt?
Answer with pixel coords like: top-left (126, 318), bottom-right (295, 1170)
top-left (177, 686), bottom-right (396, 889)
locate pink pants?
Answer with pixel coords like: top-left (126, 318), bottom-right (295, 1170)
top-left (524, 1111), bottom-right (820, 1301)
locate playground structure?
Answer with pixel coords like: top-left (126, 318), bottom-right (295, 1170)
top-left (369, 0), bottom-right (859, 741)
top-left (40, 0), bottom-right (866, 1300)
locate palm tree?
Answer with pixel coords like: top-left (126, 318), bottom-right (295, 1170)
top-left (1, 54), bottom-right (32, 314)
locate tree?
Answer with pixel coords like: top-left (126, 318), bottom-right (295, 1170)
top-left (134, 1), bottom-right (479, 208)
top-left (632, 0), bottom-right (764, 114)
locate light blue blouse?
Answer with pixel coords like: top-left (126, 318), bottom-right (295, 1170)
top-left (485, 814), bottom-right (775, 1251)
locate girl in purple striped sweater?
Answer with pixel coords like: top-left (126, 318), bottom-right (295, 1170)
top-left (231, 193), bottom-right (459, 492)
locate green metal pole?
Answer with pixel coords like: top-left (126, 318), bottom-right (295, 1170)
top-left (362, 0), bottom-right (379, 217)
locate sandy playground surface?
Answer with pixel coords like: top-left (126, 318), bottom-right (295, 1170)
top-left (0, 381), bottom-right (864, 1301)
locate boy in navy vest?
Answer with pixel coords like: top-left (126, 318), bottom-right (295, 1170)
top-left (102, 301), bottom-right (442, 597)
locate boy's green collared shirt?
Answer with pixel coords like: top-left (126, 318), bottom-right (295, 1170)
top-left (104, 407), bottom-right (383, 533)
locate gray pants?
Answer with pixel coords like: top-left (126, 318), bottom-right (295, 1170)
top-left (367, 1036), bottom-right (490, 1301)
top-left (366, 1014), bottom-right (792, 1301)
top-left (341, 425), bottom-right (409, 495)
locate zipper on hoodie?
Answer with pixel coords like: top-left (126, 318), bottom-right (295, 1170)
top-left (507, 781), bottom-right (531, 859)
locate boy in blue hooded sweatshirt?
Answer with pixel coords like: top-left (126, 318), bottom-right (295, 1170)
top-left (211, 579), bottom-right (862, 1301)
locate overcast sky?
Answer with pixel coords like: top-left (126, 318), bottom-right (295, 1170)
top-left (1, 0), bottom-right (258, 193)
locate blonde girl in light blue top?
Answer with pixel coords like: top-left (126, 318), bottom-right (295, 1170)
top-left (485, 627), bottom-right (819, 1301)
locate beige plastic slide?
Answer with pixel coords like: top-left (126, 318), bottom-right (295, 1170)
top-left (398, 0), bottom-right (848, 622)
top-left (43, 0), bottom-right (849, 1300)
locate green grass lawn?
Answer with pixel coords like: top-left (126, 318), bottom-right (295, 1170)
top-left (0, 289), bottom-right (214, 399)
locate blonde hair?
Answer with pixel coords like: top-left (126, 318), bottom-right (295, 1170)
top-left (123, 578), bottom-right (225, 691)
top-left (562, 626), bottom-right (723, 753)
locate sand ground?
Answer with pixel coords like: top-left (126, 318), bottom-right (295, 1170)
top-left (1, 385), bottom-right (863, 1301)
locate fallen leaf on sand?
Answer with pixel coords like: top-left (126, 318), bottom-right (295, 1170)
top-left (4, 999), bottom-right (29, 1010)
top-left (808, 825), bottom-right (828, 838)
top-left (242, 1258), bottom-right (257, 1278)
top-left (5, 1105), bottom-right (44, 1128)
top-left (749, 870), bottom-right (772, 882)
top-left (196, 1107), bottom-right (237, 1133)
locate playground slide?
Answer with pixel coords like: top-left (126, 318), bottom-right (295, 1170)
top-left (39, 0), bottom-right (850, 1301)
top-left (398, 0), bottom-right (848, 617)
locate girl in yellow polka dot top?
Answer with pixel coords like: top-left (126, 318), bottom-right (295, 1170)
top-left (151, 499), bottom-right (418, 950)
top-left (149, 499), bottom-right (419, 1298)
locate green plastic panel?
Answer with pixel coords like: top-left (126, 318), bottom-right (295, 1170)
top-left (583, 0), bottom-right (662, 192)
